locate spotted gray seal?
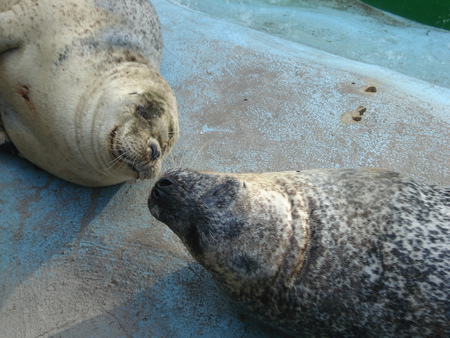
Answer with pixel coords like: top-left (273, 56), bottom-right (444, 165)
top-left (148, 168), bottom-right (450, 337)
top-left (0, 0), bottom-right (178, 186)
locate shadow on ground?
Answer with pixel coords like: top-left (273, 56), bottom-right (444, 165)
top-left (50, 263), bottom-right (290, 338)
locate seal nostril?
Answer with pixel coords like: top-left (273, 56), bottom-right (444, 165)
top-left (152, 188), bottom-right (161, 199)
top-left (157, 177), bottom-right (173, 188)
top-left (149, 143), bottom-right (161, 162)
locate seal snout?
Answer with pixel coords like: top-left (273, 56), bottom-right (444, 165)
top-left (108, 123), bottom-right (164, 179)
top-left (148, 174), bottom-right (186, 224)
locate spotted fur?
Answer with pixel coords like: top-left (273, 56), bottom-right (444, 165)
top-left (149, 168), bottom-right (450, 337)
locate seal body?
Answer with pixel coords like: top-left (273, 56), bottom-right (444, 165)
top-left (149, 168), bottom-right (450, 337)
top-left (0, 0), bottom-right (178, 186)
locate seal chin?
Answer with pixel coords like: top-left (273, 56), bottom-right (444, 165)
top-left (108, 126), bottom-right (162, 180)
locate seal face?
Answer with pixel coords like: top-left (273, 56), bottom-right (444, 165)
top-left (0, 0), bottom-right (178, 186)
top-left (148, 168), bottom-right (450, 337)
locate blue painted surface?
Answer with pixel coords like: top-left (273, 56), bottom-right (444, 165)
top-left (170, 0), bottom-right (450, 88)
top-left (0, 0), bottom-right (449, 337)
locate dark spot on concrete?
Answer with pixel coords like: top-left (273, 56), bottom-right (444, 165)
top-left (244, 98), bottom-right (248, 101)
top-left (340, 106), bottom-right (367, 124)
top-left (365, 86), bottom-right (377, 93)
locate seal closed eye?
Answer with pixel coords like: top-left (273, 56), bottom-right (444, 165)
top-left (202, 180), bottom-right (239, 208)
top-left (149, 167), bottom-right (450, 337)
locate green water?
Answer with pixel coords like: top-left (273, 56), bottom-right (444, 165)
top-left (362, 0), bottom-right (450, 30)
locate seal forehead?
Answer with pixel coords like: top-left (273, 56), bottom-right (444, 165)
top-left (163, 169), bottom-right (303, 215)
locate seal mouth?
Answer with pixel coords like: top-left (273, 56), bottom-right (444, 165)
top-left (108, 126), bottom-right (161, 179)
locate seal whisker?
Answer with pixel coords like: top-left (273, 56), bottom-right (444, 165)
top-left (101, 156), bottom-right (125, 172)
top-left (161, 144), bottom-right (191, 171)
top-left (207, 228), bottom-right (219, 244)
top-left (168, 151), bottom-right (178, 168)
top-left (189, 140), bottom-right (212, 169)
top-left (102, 148), bottom-right (140, 174)
top-left (102, 151), bottom-right (129, 172)
top-left (115, 150), bottom-right (139, 174)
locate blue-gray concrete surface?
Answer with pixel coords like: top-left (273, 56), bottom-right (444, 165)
top-left (1, 0), bottom-right (449, 337)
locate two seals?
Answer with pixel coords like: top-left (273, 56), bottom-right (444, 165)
top-left (0, 0), bottom-right (178, 186)
top-left (149, 168), bottom-right (450, 337)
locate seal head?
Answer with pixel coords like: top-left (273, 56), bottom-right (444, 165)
top-left (148, 168), bottom-right (298, 281)
top-left (149, 168), bottom-right (450, 337)
top-left (81, 65), bottom-right (179, 184)
top-left (0, 0), bottom-right (178, 186)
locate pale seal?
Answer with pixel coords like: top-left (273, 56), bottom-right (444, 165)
top-left (148, 168), bottom-right (450, 337)
top-left (0, 0), bottom-right (178, 186)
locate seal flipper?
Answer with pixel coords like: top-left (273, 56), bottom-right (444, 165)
top-left (0, 7), bottom-right (24, 53)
